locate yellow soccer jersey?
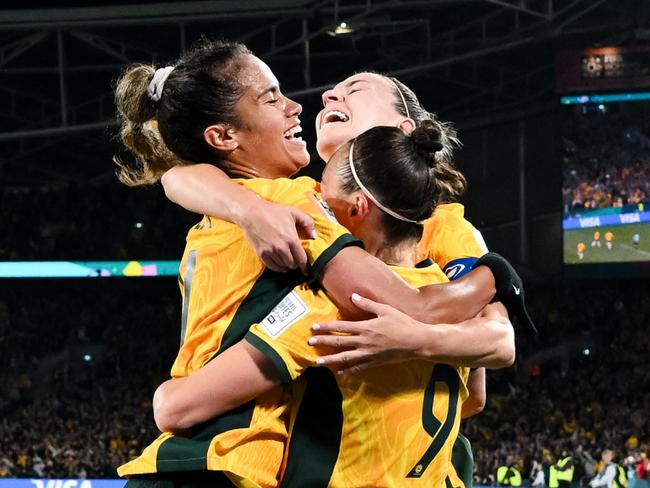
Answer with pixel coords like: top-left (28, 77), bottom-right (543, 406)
top-left (419, 203), bottom-right (488, 280)
top-left (246, 259), bottom-right (470, 487)
top-left (118, 176), bottom-right (361, 488)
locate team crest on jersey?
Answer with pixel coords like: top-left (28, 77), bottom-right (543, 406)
top-left (260, 291), bottom-right (309, 338)
top-left (308, 192), bottom-right (339, 223)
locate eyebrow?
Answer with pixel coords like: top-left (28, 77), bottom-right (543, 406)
top-left (256, 85), bottom-right (279, 100)
top-left (343, 79), bottom-right (369, 90)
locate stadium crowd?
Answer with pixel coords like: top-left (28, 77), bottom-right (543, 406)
top-left (0, 181), bottom-right (194, 260)
top-left (562, 107), bottom-right (650, 214)
top-left (0, 280), bottom-right (178, 478)
top-left (1, 275), bottom-right (648, 485)
top-left (466, 278), bottom-right (650, 486)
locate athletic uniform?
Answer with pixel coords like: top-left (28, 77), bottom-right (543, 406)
top-left (419, 202), bottom-right (488, 280)
top-left (419, 201), bottom-right (488, 487)
top-left (118, 177), bottom-right (361, 488)
top-left (121, 177), bottom-right (485, 487)
top-left (246, 259), bottom-right (470, 487)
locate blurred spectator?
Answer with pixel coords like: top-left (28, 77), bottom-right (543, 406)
top-left (0, 276), bottom-right (648, 481)
top-left (0, 179), bottom-right (195, 260)
top-left (562, 107), bottom-right (650, 214)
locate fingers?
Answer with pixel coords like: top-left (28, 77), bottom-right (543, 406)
top-left (261, 242), bottom-right (300, 272)
top-left (312, 321), bottom-right (361, 335)
top-left (314, 349), bottom-right (367, 369)
top-left (350, 293), bottom-right (392, 317)
top-left (336, 359), bottom-right (376, 375)
top-left (288, 239), bottom-right (309, 275)
top-left (262, 252), bottom-right (287, 273)
top-left (308, 332), bottom-right (363, 349)
top-left (292, 209), bottom-right (317, 239)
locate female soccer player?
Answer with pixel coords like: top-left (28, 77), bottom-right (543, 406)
top-left (159, 71), bottom-right (533, 369)
top-left (153, 122), bottom-right (508, 487)
top-left (114, 39), bottom-right (515, 487)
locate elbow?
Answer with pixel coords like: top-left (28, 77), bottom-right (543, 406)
top-left (153, 383), bottom-right (190, 433)
top-left (499, 327), bottom-right (516, 368)
top-left (160, 167), bottom-right (181, 204)
top-left (461, 397), bottom-right (485, 419)
top-left (490, 320), bottom-right (516, 369)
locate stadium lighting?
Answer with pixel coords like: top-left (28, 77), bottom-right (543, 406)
top-left (328, 21), bottom-right (354, 36)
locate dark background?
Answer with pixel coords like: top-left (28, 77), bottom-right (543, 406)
top-left (3, 0), bottom-right (650, 277)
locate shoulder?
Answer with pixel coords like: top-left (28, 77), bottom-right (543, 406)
top-left (235, 177), bottom-right (318, 205)
top-left (427, 203), bottom-right (473, 226)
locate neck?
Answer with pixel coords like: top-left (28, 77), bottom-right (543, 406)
top-left (355, 212), bottom-right (418, 267)
top-left (226, 159), bottom-right (264, 179)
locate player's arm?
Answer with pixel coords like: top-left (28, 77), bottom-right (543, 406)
top-left (153, 340), bottom-right (281, 433)
top-left (461, 368), bottom-right (486, 419)
top-left (311, 297), bottom-right (515, 370)
top-left (161, 164), bottom-right (315, 273)
top-left (164, 165), bottom-right (525, 329)
top-left (321, 247), bottom-right (496, 323)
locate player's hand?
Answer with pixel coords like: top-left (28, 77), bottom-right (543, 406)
top-left (239, 199), bottom-right (316, 274)
top-left (308, 293), bottom-right (423, 374)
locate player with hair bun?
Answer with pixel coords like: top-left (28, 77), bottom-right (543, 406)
top-left (152, 122), bottom-right (509, 487)
top-left (114, 38), bottom-right (521, 488)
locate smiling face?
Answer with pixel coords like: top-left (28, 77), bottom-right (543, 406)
top-left (229, 55), bottom-right (310, 178)
top-left (315, 72), bottom-right (407, 161)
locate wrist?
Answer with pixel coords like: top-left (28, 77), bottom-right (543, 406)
top-left (231, 190), bottom-right (261, 227)
top-left (414, 322), bottom-right (444, 361)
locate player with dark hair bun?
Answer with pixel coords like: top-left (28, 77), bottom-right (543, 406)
top-left (115, 38), bottom-right (516, 488)
top-left (152, 123), bottom-right (509, 486)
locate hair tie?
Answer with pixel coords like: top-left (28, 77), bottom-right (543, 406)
top-left (147, 66), bottom-right (175, 102)
top-left (348, 142), bottom-right (423, 224)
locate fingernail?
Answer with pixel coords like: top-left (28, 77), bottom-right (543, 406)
top-left (351, 293), bottom-right (361, 302)
top-left (308, 337), bottom-right (317, 345)
top-left (312, 324), bottom-right (320, 330)
top-left (310, 230), bottom-right (318, 239)
top-left (316, 358), bottom-right (325, 365)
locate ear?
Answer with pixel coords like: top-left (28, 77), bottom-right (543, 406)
top-left (350, 192), bottom-right (370, 219)
top-left (204, 124), bottom-right (239, 152)
top-left (398, 117), bottom-right (416, 134)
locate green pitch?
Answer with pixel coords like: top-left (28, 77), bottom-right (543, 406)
top-left (564, 222), bottom-right (650, 264)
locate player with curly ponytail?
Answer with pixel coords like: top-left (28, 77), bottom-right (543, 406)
top-left (116, 39), bottom-right (517, 488)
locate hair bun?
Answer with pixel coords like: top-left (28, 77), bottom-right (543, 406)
top-left (411, 119), bottom-right (443, 166)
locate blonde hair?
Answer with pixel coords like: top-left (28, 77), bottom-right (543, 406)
top-left (114, 64), bottom-right (179, 186)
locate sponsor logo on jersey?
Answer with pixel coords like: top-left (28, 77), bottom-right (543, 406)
top-left (309, 193), bottom-right (339, 223)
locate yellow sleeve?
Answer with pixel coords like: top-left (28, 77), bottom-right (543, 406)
top-left (244, 285), bottom-right (339, 383)
top-left (238, 177), bottom-right (362, 277)
top-left (418, 203), bottom-right (487, 279)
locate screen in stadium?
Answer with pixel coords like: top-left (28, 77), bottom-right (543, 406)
top-left (561, 91), bottom-right (650, 267)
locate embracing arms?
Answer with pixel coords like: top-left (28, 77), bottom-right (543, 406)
top-left (153, 340), bottom-right (279, 433)
top-left (162, 164), bottom-right (499, 324)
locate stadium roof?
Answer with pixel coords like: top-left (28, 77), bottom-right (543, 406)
top-left (1, 0), bottom-right (648, 185)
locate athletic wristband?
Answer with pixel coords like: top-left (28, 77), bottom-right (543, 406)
top-left (474, 252), bottom-right (537, 335)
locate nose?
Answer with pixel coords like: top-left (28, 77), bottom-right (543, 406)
top-left (321, 88), bottom-right (342, 106)
top-left (285, 96), bottom-right (302, 117)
